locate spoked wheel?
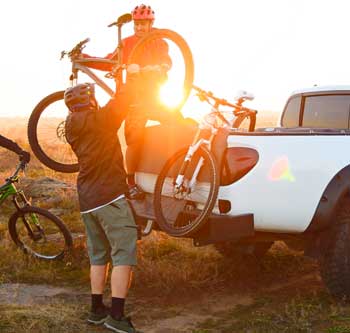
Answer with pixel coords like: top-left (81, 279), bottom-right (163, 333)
top-left (8, 206), bottom-right (73, 260)
top-left (128, 28), bottom-right (194, 110)
top-left (233, 112), bottom-right (256, 132)
top-left (154, 146), bottom-right (219, 237)
top-left (28, 91), bottom-right (79, 173)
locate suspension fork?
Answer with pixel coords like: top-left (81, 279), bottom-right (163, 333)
top-left (13, 192), bottom-right (40, 238)
top-left (174, 130), bottom-right (216, 190)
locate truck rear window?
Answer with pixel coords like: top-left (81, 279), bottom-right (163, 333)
top-left (282, 96), bottom-right (301, 127)
top-left (302, 95), bottom-right (350, 129)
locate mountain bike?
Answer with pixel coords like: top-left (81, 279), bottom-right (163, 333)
top-left (27, 14), bottom-right (194, 173)
top-left (0, 161), bottom-right (73, 260)
top-left (153, 85), bottom-right (257, 237)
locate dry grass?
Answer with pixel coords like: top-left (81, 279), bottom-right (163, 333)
top-left (0, 303), bottom-right (87, 333)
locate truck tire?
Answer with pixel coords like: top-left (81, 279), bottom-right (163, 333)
top-left (319, 222), bottom-right (350, 299)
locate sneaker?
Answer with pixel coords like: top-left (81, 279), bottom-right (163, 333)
top-left (87, 306), bottom-right (109, 325)
top-left (104, 315), bottom-right (136, 333)
top-left (126, 185), bottom-right (145, 200)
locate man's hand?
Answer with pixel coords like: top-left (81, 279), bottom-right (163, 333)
top-left (19, 150), bottom-right (31, 164)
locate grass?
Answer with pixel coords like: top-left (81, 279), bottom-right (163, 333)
top-left (193, 293), bottom-right (350, 333)
top-left (0, 303), bottom-right (88, 333)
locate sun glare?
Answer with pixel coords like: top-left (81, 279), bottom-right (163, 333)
top-left (159, 81), bottom-right (184, 109)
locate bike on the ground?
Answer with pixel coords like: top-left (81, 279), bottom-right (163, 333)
top-left (153, 85), bottom-right (257, 237)
top-left (28, 13), bottom-right (194, 173)
top-left (0, 161), bottom-right (73, 260)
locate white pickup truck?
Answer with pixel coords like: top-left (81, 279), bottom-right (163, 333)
top-left (133, 85), bottom-right (350, 299)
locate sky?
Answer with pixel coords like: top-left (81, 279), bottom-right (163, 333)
top-left (1, 0), bottom-right (350, 118)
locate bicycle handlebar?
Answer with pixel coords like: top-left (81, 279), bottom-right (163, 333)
top-left (61, 38), bottom-right (90, 60)
top-left (192, 85), bottom-right (257, 115)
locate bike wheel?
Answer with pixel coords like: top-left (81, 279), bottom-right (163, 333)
top-left (8, 206), bottom-right (73, 260)
top-left (233, 112), bottom-right (256, 132)
top-left (128, 28), bottom-right (194, 110)
top-left (154, 146), bottom-right (219, 237)
top-left (28, 91), bottom-right (79, 173)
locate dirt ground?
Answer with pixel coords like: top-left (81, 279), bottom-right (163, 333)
top-left (0, 242), bottom-right (330, 333)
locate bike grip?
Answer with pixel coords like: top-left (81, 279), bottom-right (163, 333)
top-left (82, 37), bottom-right (90, 44)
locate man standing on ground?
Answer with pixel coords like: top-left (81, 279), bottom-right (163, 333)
top-left (64, 83), bottom-right (138, 333)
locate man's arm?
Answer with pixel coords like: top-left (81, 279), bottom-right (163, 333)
top-left (80, 49), bottom-right (118, 72)
top-left (0, 134), bottom-right (23, 154)
top-left (157, 39), bottom-right (172, 70)
top-left (98, 91), bottom-right (131, 132)
top-left (0, 135), bottom-right (30, 163)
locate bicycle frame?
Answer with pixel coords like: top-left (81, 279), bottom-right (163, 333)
top-left (70, 58), bottom-right (118, 97)
top-left (0, 163), bottom-right (22, 207)
top-left (173, 87), bottom-right (256, 193)
top-left (66, 15), bottom-right (131, 96)
top-left (0, 182), bottom-right (17, 207)
top-left (174, 127), bottom-right (216, 192)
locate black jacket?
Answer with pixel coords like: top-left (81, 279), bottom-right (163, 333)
top-left (0, 134), bottom-right (22, 154)
top-left (65, 96), bottom-right (128, 212)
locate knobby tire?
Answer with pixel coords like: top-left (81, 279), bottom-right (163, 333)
top-left (8, 206), bottom-right (73, 260)
top-left (154, 146), bottom-right (219, 237)
top-left (28, 91), bottom-right (79, 173)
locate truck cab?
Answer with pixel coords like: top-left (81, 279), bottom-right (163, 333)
top-left (281, 85), bottom-right (350, 129)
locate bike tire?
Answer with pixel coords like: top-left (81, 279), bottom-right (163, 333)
top-left (8, 206), bottom-right (73, 260)
top-left (154, 146), bottom-right (219, 237)
top-left (128, 28), bottom-right (194, 110)
top-left (28, 91), bottom-right (79, 173)
top-left (233, 112), bottom-right (256, 132)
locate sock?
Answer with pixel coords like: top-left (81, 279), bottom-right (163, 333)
top-left (91, 294), bottom-right (104, 312)
top-left (127, 174), bottom-right (136, 186)
top-left (111, 297), bottom-right (125, 319)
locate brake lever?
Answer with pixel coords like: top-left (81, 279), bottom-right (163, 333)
top-left (60, 50), bottom-right (67, 60)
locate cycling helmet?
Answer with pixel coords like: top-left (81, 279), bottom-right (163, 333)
top-left (132, 4), bottom-right (155, 21)
top-left (64, 83), bottom-right (98, 112)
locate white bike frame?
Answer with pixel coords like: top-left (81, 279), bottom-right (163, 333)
top-left (69, 57), bottom-right (120, 97)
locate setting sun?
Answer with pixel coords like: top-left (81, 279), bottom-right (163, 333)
top-left (159, 81), bottom-right (185, 109)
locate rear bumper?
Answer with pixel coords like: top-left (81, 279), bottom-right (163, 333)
top-left (192, 212), bottom-right (254, 246)
top-left (129, 193), bottom-right (255, 246)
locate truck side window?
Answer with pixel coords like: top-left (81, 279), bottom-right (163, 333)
top-left (282, 96), bottom-right (301, 127)
top-left (302, 95), bottom-right (350, 129)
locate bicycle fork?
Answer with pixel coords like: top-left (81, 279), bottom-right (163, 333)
top-left (14, 192), bottom-right (44, 241)
top-left (174, 131), bottom-right (214, 196)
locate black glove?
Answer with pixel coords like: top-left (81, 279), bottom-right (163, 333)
top-left (19, 150), bottom-right (31, 164)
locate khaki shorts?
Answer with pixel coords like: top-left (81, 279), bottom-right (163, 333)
top-left (81, 198), bottom-right (137, 266)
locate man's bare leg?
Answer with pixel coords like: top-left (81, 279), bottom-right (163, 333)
top-left (125, 144), bottom-right (145, 200)
top-left (125, 144), bottom-right (140, 183)
top-left (91, 264), bottom-right (109, 294)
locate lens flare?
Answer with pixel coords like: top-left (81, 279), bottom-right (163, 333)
top-left (268, 155), bottom-right (295, 182)
top-left (159, 82), bottom-right (184, 109)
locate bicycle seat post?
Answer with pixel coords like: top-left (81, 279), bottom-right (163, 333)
top-left (117, 24), bottom-right (123, 69)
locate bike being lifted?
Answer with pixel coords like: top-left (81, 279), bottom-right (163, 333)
top-left (27, 13), bottom-right (194, 173)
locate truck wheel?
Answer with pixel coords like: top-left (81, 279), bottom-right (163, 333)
top-left (319, 222), bottom-right (350, 299)
top-left (215, 241), bottom-right (273, 261)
